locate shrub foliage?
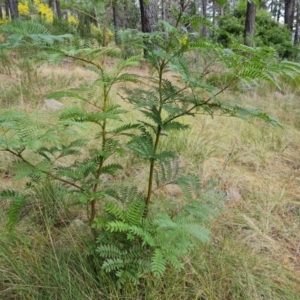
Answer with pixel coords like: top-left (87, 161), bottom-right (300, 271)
top-left (1, 6), bottom-right (300, 287)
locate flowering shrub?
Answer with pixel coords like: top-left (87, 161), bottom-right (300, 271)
top-left (107, 29), bottom-right (114, 39)
top-left (0, 19), bottom-right (8, 26)
top-left (18, 1), bottom-right (30, 16)
top-left (180, 35), bottom-right (188, 46)
top-left (91, 24), bottom-right (114, 42)
top-left (35, 0), bottom-right (53, 23)
top-left (91, 23), bottom-right (102, 36)
top-left (67, 13), bottom-right (79, 26)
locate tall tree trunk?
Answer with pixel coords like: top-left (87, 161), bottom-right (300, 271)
top-left (219, 5), bottom-right (224, 16)
top-left (244, 1), bottom-right (256, 46)
top-left (139, 0), bottom-right (158, 33)
top-left (8, 0), bottom-right (18, 19)
top-left (55, 0), bottom-right (62, 19)
top-left (5, 0), bottom-right (10, 18)
top-left (139, 0), bottom-right (158, 56)
top-left (113, 4), bottom-right (121, 44)
top-left (0, 4), bottom-right (3, 19)
top-left (294, 0), bottom-right (299, 43)
top-left (285, 0), bottom-right (295, 31)
top-left (201, 0), bottom-right (207, 36)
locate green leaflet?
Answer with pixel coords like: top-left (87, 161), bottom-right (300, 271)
top-left (0, 21), bottom-right (72, 48)
top-left (151, 249), bottom-right (166, 277)
top-left (0, 190), bottom-right (28, 231)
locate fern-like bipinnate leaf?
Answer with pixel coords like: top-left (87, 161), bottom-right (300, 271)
top-left (154, 159), bottom-right (180, 188)
top-left (0, 190), bottom-right (27, 231)
top-left (96, 244), bottom-right (125, 258)
top-left (127, 127), bottom-right (155, 158)
top-left (0, 20), bottom-right (72, 49)
top-left (101, 258), bottom-right (125, 272)
top-left (151, 249), bottom-right (166, 277)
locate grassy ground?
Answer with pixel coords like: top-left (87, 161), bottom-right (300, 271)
top-left (0, 62), bottom-right (300, 299)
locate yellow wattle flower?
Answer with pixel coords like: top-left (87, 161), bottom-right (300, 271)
top-left (91, 24), bottom-right (102, 35)
top-left (0, 19), bottom-right (8, 26)
top-left (180, 35), bottom-right (188, 46)
top-left (38, 3), bottom-right (54, 22)
top-left (18, 1), bottom-right (30, 15)
top-left (67, 13), bottom-right (79, 25)
top-left (107, 29), bottom-right (114, 38)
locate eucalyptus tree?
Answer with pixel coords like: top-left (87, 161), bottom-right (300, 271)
top-left (244, 0), bottom-right (256, 46)
top-left (5, 0), bottom-right (18, 19)
top-left (55, 0), bottom-right (62, 19)
top-left (285, 0), bottom-right (295, 32)
top-left (139, 0), bottom-right (158, 33)
top-left (4, 0), bottom-right (9, 18)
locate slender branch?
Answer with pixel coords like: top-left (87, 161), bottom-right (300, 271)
top-left (144, 64), bottom-right (165, 216)
top-left (143, 2), bottom-right (192, 216)
top-left (220, 140), bottom-right (236, 178)
top-left (201, 55), bottom-right (220, 78)
top-left (69, 94), bottom-right (103, 111)
top-left (90, 153), bottom-right (104, 223)
top-left (165, 72), bottom-right (239, 124)
top-left (63, 53), bottom-right (103, 71)
top-left (90, 87), bottom-right (108, 223)
top-left (64, 6), bottom-right (98, 21)
top-left (204, 76), bottom-right (238, 104)
top-left (41, 46), bottom-right (105, 72)
top-left (163, 86), bottom-right (189, 104)
top-left (145, 126), bottom-right (161, 215)
top-left (5, 148), bottom-right (84, 191)
top-left (162, 0), bottom-right (189, 55)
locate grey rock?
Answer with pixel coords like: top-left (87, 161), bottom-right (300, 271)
top-left (42, 99), bottom-right (64, 111)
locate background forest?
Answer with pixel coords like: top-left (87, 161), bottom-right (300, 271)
top-left (1, 0), bottom-right (300, 57)
top-left (0, 0), bottom-right (300, 299)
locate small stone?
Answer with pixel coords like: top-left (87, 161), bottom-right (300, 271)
top-left (42, 99), bottom-right (64, 111)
